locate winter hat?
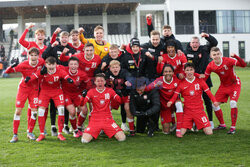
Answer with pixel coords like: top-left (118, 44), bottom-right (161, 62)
top-left (130, 38), bottom-right (140, 47)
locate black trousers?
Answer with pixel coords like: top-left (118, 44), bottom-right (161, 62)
top-left (136, 113), bottom-right (158, 133)
top-left (120, 104), bottom-right (127, 123)
top-left (202, 90), bottom-right (213, 121)
top-left (49, 100), bottom-right (57, 126)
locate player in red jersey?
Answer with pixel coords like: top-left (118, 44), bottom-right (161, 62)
top-left (81, 73), bottom-right (126, 143)
top-left (5, 48), bottom-right (44, 143)
top-left (167, 63), bottom-right (219, 137)
top-left (19, 24), bottom-right (47, 57)
top-left (27, 57), bottom-right (74, 141)
top-left (202, 47), bottom-right (246, 134)
top-left (157, 40), bottom-right (187, 79)
top-left (51, 28), bottom-right (84, 54)
top-left (146, 64), bottom-right (183, 137)
top-left (61, 57), bottom-right (89, 137)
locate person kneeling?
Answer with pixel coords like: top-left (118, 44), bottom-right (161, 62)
top-left (81, 73), bottom-right (126, 143)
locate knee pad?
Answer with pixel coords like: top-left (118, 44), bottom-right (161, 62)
top-left (31, 111), bottom-right (37, 120)
top-left (175, 101), bottom-right (183, 113)
top-left (57, 106), bottom-right (64, 116)
top-left (230, 100), bottom-right (237, 108)
top-left (38, 108), bottom-right (45, 117)
top-left (212, 104), bottom-right (220, 111)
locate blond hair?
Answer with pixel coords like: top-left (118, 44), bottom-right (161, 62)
top-left (109, 60), bottom-right (120, 67)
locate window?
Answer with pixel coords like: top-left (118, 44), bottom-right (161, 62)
top-left (108, 23), bottom-right (131, 35)
top-left (199, 11), bottom-right (216, 33)
top-left (175, 11), bottom-right (194, 34)
top-left (216, 10), bottom-right (250, 33)
top-left (223, 41), bottom-right (230, 57)
top-left (79, 24), bottom-right (102, 38)
top-left (181, 42), bottom-right (189, 50)
top-left (51, 25), bottom-right (74, 36)
top-left (238, 41), bottom-right (245, 59)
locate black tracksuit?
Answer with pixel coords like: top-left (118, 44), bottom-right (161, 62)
top-left (184, 34), bottom-right (218, 121)
top-left (147, 23), bottom-right (183, 51)
top-left (42, 41), bottom-right (76, 66)
top-left (141, 40), bottom-right (165, 80)
top-left (129, 89), bottom-right (160, 133)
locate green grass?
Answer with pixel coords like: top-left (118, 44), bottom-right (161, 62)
top-left (1, 68), bottom-right (250, 167)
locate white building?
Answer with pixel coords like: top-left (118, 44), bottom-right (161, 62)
top-left (0, 0), bottom-right (249, 61)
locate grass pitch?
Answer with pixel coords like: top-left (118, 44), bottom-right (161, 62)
top-left (0, 68), bottom-right (250, 167)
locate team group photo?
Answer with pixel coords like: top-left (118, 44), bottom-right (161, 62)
top-left (0, 0), bottom-right (249, 166)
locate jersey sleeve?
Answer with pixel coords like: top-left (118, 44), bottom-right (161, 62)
top-left (79, 33), bottom-right (88, 44)
top-left (145, 77), bottom-right (162, 91)
top-left (82, 90), bottom-right (92, 106)
top-left (18, 29), bottom-right (30, 48)
top-left (169, 84), bottom-right (181, 104)
top-left (110, 88), bottom-right (121, 104)
top-left (50, 32), bottom-right (57, 44)
top-left (228, 57), bottom-right (238, 67)
top-left (200, 79), bottom-right (216, 103)
top-left (204, 63), bottom-right (212, 81)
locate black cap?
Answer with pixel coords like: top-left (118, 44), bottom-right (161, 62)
top-left (130, 38), bottom-right (140, 47)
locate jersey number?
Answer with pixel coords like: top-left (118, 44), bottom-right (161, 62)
top-left (54, 76), bottom-right (59, 82)
top-left (105, 93), bottom-right (110, 100)
top-left (201, 116), bottom-right (208, 123)
top-left (91, 62), bottom-right (97, 68)
top-left (195, 84), bottom-right (200, 90)
top-left (59, 95), bottom-right (64, 101)
top-left (111, 123), bottom-right (118, 129)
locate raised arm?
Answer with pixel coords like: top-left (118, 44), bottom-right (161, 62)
top-left (231, 54), bottom-right (247, 67)
top-left (19, 25), bottom-right (34, 48)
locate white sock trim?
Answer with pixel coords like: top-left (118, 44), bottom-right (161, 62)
top-left (14, 114), bottom-right (20, 120)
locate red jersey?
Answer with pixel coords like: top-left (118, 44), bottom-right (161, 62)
top-left (68, 43), bottom-right (85, 54)
top-left (146, 76), bottom-right (179, 105)
top-left (83, 87), bottom-right (121, 119)
top-left (61, 66), bottom-right (89, 95)
top-left (60, 52), bottom-right (101, 78)
top-left (157, 53), bottom-right (187, 75)
top-left (170, 77), bottom-right (216, 111)
top-left (19, 29), bottom-right (47, 57)
top-left (5, 58), bottom-right (44, 89)
top-left (205, 57), bottom-right (239, 87)
top-left (31, 65), bottom-right (70, 91)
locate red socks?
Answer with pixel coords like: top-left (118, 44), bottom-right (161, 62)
top-left (176, 112), bottom-right (183, 131)
top-left (70, 117), bottom-right (77, 130)
top-left (58, 115), bottom-right (64, 133)
top-left (231, 108), bottom-right (238, 127)
top-left (214, 109), bottom-right (225, 125)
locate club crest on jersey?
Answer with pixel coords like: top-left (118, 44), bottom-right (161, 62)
top-left (48, 81), bottom-right (53, 84)
top-left (220, 71), bottom-right (225, 75)
top-left (86, 127), bottom-right (90, 131)
top-left (174, 83), bottom-right (177, 87)
top-left (160, 51), bottom-right (163, 55)
top-left (143, 95), bottom-right (148, 100)
top-left (100, 99), bottom-right (105, 105)
top-left (190, 90), bottom-right (194, 96)
top-left (104, 47), bottom-right (108, 51)
top-left (85, 67), bottom-right (90, 71)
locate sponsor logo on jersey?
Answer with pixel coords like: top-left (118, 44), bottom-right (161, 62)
top-left (129, 65), bottom-right (135, 69)
top-left (187, 54), bottom-right (194, 58)
top-left (128, 60), bottom-right (134, 63)
top-left (148, 48), bottom-right (155, 52)
top-left (48, 81), bottom-right (53, 84)
top-left (57, 51), bottom-right (62, 55)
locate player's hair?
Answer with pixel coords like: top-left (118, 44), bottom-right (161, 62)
top-left (210, 46), bottom-right (220, 52)
top-left (135, 77), bottom-right (147, 88)
top-left (70, 29), bottom-right (79, 36)
top-left (163, 64), bottom-right (174, 72)
top-left (60, 31), bottom-right (69, 37)
top-left (68, 56), bottom-right (79, 63)
top-left (109, 60), bottom-right (120, 67)
top-left (45, 56), bottom-right (57, 64)
top-left (162, 25), bottom-right (172, 30)
top-left (94, 25), bottom-right (104, 32)
top-left (191, 36), bottom-right (200, 42)
top-left (150, 30), bottom-right (160, 37)
top-left (35, 28), bottom-right (46, 35)
top-left (95, 73), bottom-right (105, 80)
top-left (84, 42), bottom-right (94, 49)
top-left (166, 39), bottom-right (177, 50)
top-left (184, 62), bottom-right (195, 70)
top-left (28, 47), bottom-right (40, 55)
top-left (109, 44), bottom-right (119, 50)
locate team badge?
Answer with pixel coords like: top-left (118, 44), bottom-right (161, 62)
top-left (220, 71), bottom-right (225, 75)
top-left (174, 83), bottom-right (177, 87)
top-left (48, 81), bottom-right (53, 84)
top-left (65, 99), bottom-right (69, 102)
top-left (173, 66), bottom-right (176, 69)
top-left (104, 47), bottom-right (108, 51)
top-left (143, 95), bottom-right (148, 100)
top-left (86, 127), bottom-right (90, 131)
top-left (16, 101), bottom-right (20, 105)
top-left (190, 90), bottom-right (194, 96)
top-left (100, 100), bottom-right (105, 105)
top-left (85, 67), bottom-right (90, 71)
top-left (160, 51), bottom-right (163, 55)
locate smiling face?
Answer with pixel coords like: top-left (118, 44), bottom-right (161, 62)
top-left (68, 60), bottom-right (79, 74)
top-left (131, 45), bottom-right (140, 54)
top-left (28, 52), bottom-right (39, 65)
top-left (60, 35), bottom-right (69, 46)
top-left (71, 33), bottom-right (79, 44)
top-left (210, 50), bottom-right (222, 65)
top-left (94, 29), bottom-right (104, 42)
top-left (163, 66), bottom-right (174, 82)
top-left (167, 46), bottom-right (176, 57)
top-left (84, 46), bottom-right (94, 60)
top-left (151, 34), bottom-right (160, 47)
top-left (162, 28), bottom-right (172, 37)
top-left (110, 64), bottom-right (121, 76)
top-left (190, 38), bottom-right (200, 51)
top-left (184, 66), bottom-right (195, 80)
top-left (109, 48), bottom-right (119, 59)
top-left (35, 32), bottom-right (45, 44)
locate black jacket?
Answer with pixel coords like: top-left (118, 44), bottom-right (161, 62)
top-left (95, 53), bottom-right (123, 74)
top-left (42, 41), bottom-right (76, 66)
top-left (105, 68), bottom-right (131, 97)
top-left (120, 44), bottom-right (147, 78)
top-left (141, 40), bottom-right (165, 80)
top-left (129, 89), bottom-right (160, 116)
top-left (147, 23), bottom-right (183, 51)
top-left (184, 34), bottom-right (218, 87)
